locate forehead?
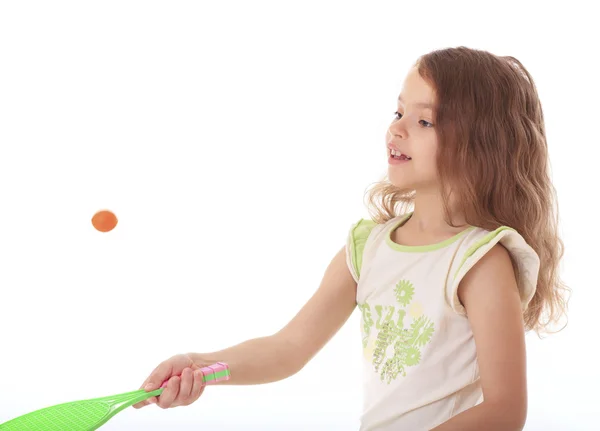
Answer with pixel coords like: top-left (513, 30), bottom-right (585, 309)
top-left (397, 67), bottom-right (436, 110)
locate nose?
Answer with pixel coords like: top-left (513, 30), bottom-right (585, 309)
top-left (387, 117), bottom-right (407, 141)
top-left (387, 126), bottom-right (404, 142)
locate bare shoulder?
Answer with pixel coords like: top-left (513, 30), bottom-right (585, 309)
top-left (458, 243), bottom-right (517, 306)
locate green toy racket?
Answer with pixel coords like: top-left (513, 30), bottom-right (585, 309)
top-left (0, 362), bottom-right (230, 431)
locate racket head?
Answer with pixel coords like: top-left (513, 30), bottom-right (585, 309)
top-left (0, 389), bottom-right (161, 431)
top-left (0, 362), bottom-right (230, 430)
top-left (0, 399), bottom-right (111, 431)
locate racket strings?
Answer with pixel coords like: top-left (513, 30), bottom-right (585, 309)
top-left (0, 401), bottom-right (110, 431)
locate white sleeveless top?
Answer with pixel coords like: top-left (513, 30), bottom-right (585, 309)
top-left (345, 213), bottom-right (540, 430)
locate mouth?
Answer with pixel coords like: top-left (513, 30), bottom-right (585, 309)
top-left (389, 148), bottom-right (412, 161)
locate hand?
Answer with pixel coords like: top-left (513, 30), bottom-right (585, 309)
top-left (133, 353), bottom-right (206, 409)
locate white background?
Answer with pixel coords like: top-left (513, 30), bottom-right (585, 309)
top-left (0, 1), bottom-right (597, 430)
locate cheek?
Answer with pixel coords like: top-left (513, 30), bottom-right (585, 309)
top-left (412, 159), bottom-right (438, 180)
top-left (415, 138), bottom-right (439, 174)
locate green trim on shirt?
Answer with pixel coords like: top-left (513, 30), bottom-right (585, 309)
top-left (350, 219), bottom-right (377, 279)
top-left (386, 213), bottom-right (475, 253)
top-left (453, 226), bottom-right (516, 280)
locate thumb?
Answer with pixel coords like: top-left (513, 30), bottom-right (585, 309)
top-left (142, 361), bottom-right (176, 392)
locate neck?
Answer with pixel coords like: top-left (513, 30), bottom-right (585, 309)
top-left (406, 188), bottom-right (468, 233)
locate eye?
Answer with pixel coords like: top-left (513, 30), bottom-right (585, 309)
top-left (394, 111), bottom-right (434, 128)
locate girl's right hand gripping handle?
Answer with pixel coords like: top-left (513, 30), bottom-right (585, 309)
top-left (160, 362), bottom-right (230, 389)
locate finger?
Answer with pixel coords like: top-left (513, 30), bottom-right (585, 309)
top-left (133, 394), bottom-right (158, 409)
top-left (139, 364), bottom-right (160, 390)
top-left (176, 368), bottom-right (194, 406)
top-left (141, 360), bottom-right (176, 392)
top-left (190, 369), bottom-right (206, 402)
top-left (157, 376), bottom-right (180, 409)
top-left (134, 367), bottom-right (167, 409)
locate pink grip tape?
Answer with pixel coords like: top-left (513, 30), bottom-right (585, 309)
top-left (200, 362), bottom-right (229, 384)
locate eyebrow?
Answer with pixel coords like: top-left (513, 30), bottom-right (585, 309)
top-left (397, 95), bottom-right (434, 110)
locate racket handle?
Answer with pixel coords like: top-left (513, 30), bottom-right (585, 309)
top-left (160, 362), bottom-right (230, 388)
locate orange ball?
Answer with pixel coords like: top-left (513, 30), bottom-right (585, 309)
top-left (92, 210), bottom-right (118, 232)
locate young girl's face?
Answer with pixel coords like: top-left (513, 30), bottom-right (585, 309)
top-left (386, 66), bottom-right (439, 192)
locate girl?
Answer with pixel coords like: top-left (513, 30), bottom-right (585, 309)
top-left (134, 46), bottom-right (568, 430)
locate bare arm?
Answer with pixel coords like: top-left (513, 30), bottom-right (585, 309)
top-left (431, 244), bottom-right (528, 431)
top-left (191, 245), bottom-right (358, 385)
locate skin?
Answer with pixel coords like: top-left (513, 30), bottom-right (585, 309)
top-left (134, 66), bottom-right (528, 431)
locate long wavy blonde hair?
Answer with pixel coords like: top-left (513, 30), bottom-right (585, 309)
top-left (366, 47), bottom-right (569, 335)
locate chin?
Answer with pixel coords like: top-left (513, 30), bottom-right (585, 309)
top-left (388, 170), bottom-right (414, 190)
top-left (388, 168), bottom-right (438, 191)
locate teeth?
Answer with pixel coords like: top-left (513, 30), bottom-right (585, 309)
top-left (391, 149), bottom-right (411, 159)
